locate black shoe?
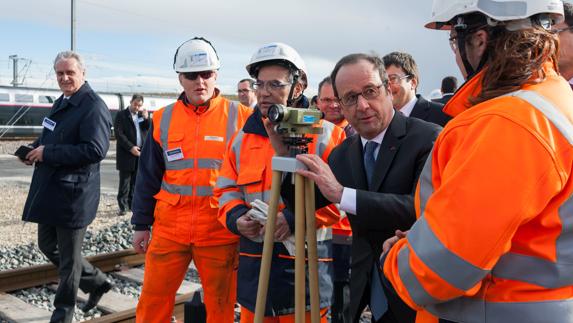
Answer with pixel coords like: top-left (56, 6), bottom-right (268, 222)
top-left (118, 210), bottom-right (127, 216)
top-left (81, 280), bottom-right (113, 312)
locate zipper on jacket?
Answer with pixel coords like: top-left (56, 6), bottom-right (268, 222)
top-left (191, 114), bottom-right (201, 243)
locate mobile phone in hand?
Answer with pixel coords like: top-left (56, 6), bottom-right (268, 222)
top-left (14, 145), bottom-right (34, 160)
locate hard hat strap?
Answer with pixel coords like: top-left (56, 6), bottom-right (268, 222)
top-left (286, 73), bottom-right (300, 107)
top-left (454, 15), bottom-right (489, 80)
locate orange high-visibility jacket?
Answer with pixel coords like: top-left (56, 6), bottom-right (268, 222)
top-left (148, 92), bottom-right (252, 246)
top-left (384, 63), bottom-right (573, 323)
top-left (213, 109), bottom-right (345, 315)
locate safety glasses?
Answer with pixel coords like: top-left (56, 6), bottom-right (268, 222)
top-left (182, 71), bottom-right (215, 81)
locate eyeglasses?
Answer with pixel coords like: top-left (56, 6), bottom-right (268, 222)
top-left (387, 74), bottom-right (411, 84)
top-left (553, 26), bottom-right (573, 34)
top-left (448, 34), bottom-right (458, 52)
top-left (182, 71), bottom-right (215, 81)
top-left (237, 89), bottom-right (252, 94)
top-left (253, 80), bottom-right (292, 92)
top-left (319, 97), bottom-right (338, 105)
top-left (339, 84), bottom-right (384, 107)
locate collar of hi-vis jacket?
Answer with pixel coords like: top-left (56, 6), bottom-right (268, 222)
top-left (177, 88), bottom-right (221, 113)
top-left (243, 107), bottom-right (268, 137)
top-left (444, 61), bottom-right (559, 118)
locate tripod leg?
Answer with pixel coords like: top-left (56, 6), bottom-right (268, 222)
top-left (254, 170), bottom-right (283, 323)
top-left (305, 177), bottom-right (320, 323)
top-left (295, 173), bottom-right (306, 323)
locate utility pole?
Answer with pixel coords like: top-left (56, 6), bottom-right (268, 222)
top-left (9, 55), bottom-right (20, 87)
top-left (71, 0), bottom-right (76, 51)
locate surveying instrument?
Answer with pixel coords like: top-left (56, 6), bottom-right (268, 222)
top-left (254, 104), bottom-right (324, 323)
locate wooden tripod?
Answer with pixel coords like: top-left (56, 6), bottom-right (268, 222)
top-left (254, 162), bottom-right (321, 323)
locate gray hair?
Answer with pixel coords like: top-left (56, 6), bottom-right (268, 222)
top-left (53, 51), bottom-right (85, 71)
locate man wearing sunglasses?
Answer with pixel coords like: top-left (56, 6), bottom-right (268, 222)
top-left (130, 37), bottom-right (252, 322)
top-left (382, 52), bottom-right (451, 127)
top-left (296, 53), bottom-right (441, 323)
top-left (555, 1), bottom-right (573, 88)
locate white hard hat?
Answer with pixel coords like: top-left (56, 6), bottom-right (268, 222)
top-left (245, 42), bottom-right (307, 82)
top-left (426, 0), bottom-right (564, 30)
top-left (173, 37), bottom-right (220, 72)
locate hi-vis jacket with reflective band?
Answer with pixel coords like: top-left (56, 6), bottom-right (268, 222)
top-left (132, 92), bottom-right (252, 246)
top-left (213, 108), bottom-right (346, 315)
top-left (383, 63), bottom-right (573, 323)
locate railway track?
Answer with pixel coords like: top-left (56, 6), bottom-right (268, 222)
top-left (0, 249), bottom-right (202, 323)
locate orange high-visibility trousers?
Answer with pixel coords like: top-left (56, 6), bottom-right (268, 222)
top-left (136, 235), bottom-right (238, 323)
top-left (239, 306), bottom-right (329, 323)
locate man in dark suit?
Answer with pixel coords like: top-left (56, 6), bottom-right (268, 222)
top-left (297, 53), bottom-right (441, 323)
top-left (432, 76), bottom-right (458, 105)
top-left (21, 51), bottom-right (113, 323)
top-left (114, 94), bottom-right (149, 215)
top-left (383, 52), bottom-right (451, 127)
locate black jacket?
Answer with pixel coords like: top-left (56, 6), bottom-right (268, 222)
top-left (22, 82), bottom-right (112, 229)
top-left (432, 93), bottom-right (454, 105)
top-left (326, 112), bottom-right (441, 320)
top-left (410, 94), bottom-right (451, 127)
top-left (114, 108), bottom-right (150, 171)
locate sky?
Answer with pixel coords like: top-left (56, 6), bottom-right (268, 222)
top-left (0, 0), bottom-right (463, 98)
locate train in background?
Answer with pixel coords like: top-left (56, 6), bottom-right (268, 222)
top-left (0, 85), bottom-right (177, 138)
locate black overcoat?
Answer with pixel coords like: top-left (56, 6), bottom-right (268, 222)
top-left (22, 82), bottom-right (112, 229)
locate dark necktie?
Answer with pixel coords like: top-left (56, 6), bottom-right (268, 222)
top-left (363, 141), bottom-right (378, 187)
top-left (364, 140), bottom-right (388, 320)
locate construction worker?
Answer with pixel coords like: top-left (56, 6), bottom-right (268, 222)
top-left (213, 42), bottom-right (346, 322)
top-left (130, 37), bottom-right (252, 322)
top-left (381, 1), bottom-right (573, 323)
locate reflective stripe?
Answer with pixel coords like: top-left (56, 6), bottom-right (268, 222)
top-left (245, 191), bottom-right (268, 204)
top-left (316, 227), bottom-right (332, 242)
top-left (398, 245), bottom-right (442, 306)
top-left (216, 176), bottom-right (237, 189)
top-left (316, 121), bottom-right (334, 158)
top-left (418, 150), bottom-right (434, 213)
top-left (493, 193), bottom-right (573, 288)
top-left (161, 181), bottom-right (192, 195)
top-left (232, 130), bottom-right (245, 172)
top-left (165, 158), bottom-right (194, 170)
top-left (491, 90), bottom-right (573, 287)
top-left (219, 191), bottom-right (245, 208)
top-left (159, 103), bottom-right (176, 164)
top-left (409, 216), bottom-right (489, 291)
top-left (506, 90), bottom-right (573, 144)
top-left (195, 186), bottom-right (213, 196)
top-left (427, 297), bottom-right (573, 323)
top-left (226, 101), bottom-right (239, 144)
top-left (160, 182), bottom-right (213, 196)
top-left (197, 158), bottom-right (222, 170)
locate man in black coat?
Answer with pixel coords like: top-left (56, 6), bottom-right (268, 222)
top-left (383, 52), bottom-right (451, 127)
top-left (432, 76), bottom-right (458, 105)
top-left (114, 94), bottom-right (149, 215)
top-left (21, 51), bottom-right (113, 323)
top-left (297, 54), bottom-right (441, 323)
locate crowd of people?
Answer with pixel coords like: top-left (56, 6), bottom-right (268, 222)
top-left (16, 0), bottom-right (573, 322)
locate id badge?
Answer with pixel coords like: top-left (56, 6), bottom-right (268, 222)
top-left (204, 136), bottom-right (223, 142)
top-left (137, 117), bottom-right (145, 123)
top-left (42, 117), bottom-right (56, 131)
top-left (166, 147), bottom-right (184, 162)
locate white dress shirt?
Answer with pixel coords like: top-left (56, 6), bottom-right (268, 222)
top-left (338, 110), bottom-right (394, 215)
top-left (131, 110), bottom-right (142, 147)
top-left (397, 96), bottom-right (418, 117)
